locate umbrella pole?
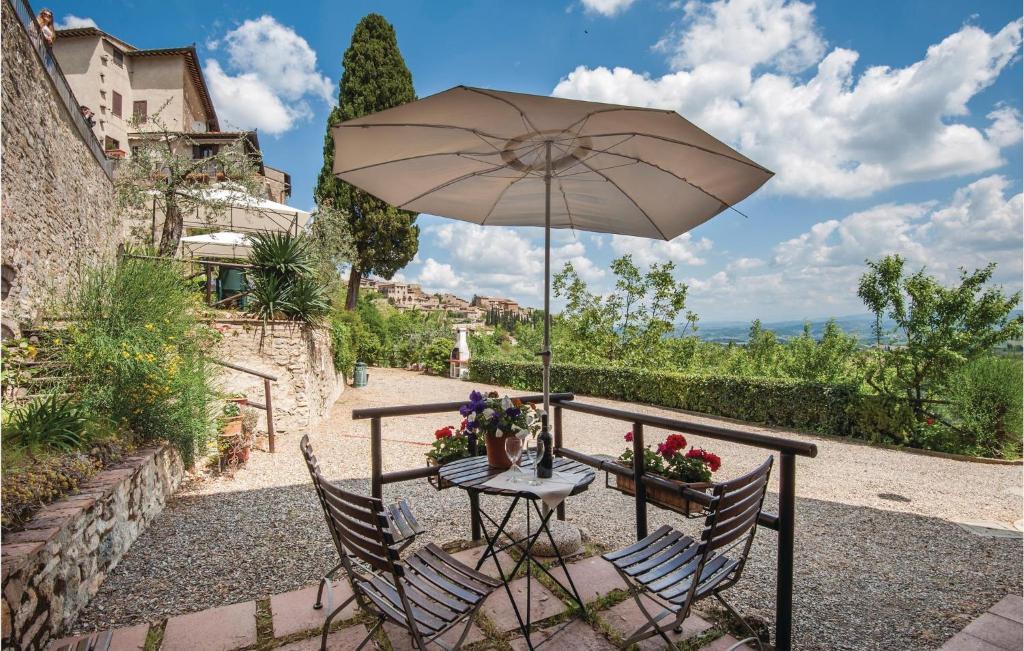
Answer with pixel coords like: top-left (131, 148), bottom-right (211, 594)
top-left (543, 141), bottom-right (552, 420)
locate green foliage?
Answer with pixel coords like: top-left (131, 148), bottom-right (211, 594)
top-left (315, 13), bottom-right (419, 307)
top-left (858, 254), bottom-right (1022, 420)
top-left (426, 425), bottom-right (471, 465)
top-left (938, 356), bottom-right (1023, 458)
top-left (328, 292), bottom-right (457, 376)
top-left (55, 256), bottom-right (219, 466)
top-left (469, 359), bottom-right (861, 436)
top-left (3, 394), bottom-right (98, 454)
top-left (246, 232), bottom-right (330, 327)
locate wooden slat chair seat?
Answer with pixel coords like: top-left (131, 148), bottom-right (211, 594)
top-left (300, 435), bottom-right (424, 611)
top-left (48, 631), bottom-right (113, 651)
top-left (603, 457), bottom-right (774, 650)
top-left (302, 436), bottom-right (500, 650)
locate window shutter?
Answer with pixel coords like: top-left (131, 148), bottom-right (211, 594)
top-left (133, 101), bottom-right (147, 123)
top-left (112, 92), bottom-right (122, 118)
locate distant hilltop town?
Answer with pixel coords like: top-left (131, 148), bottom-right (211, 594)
top-left (360, 277), bottom-right (531, 324)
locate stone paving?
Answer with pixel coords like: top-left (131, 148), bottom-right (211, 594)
top-left (938, 595), bottom-right (1023, 651)
top-left (50, 551), bottom-right (749, 650)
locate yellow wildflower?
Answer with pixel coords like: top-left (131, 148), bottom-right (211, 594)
top-left (145, 323), bottom-right (155, 331)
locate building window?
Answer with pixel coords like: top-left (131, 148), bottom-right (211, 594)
top-left (133, 100), bottom-right (147, 124)
top-left (104, 136), bottom-right (120, 151)
top-left (192, 144), bottom-right (218, 159)
top-left (112, 91), bottom-right (122, 118)
top-left (112, 47), bottom-right (124, 66)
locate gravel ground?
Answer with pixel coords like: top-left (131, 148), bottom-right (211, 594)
top-left (74, 368), bottom-right (1022, 650)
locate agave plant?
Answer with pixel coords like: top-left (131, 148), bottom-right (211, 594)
top-left (246, 273), bottom-right (295, 326)
top-left (247, 231), bottom-right (312, 278)
top-left (285, 275), bottom-right (330, 326)
top-left (4, 394), bottom-right (96, 454)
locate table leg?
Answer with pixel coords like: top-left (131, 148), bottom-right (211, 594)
top-left (474, 496), bottom-right (535, 649)
top-left (530, 500), bottom-right (588, 614)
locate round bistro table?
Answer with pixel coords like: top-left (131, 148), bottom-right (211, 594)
top-left (439, 452), bottom-right (595, 650)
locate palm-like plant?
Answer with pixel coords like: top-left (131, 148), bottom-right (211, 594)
top-left (4, 394), bottom-right (96, 454)
top-left (246, 231), bottom-right (329, 328)
top-left (248, 232), bottom-right (312, 277)
top-left (285, 275), bottom-right (330, 326)
top-left (247, 273), bottom-right (295, 326)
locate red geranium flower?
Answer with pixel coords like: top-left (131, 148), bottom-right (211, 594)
top-left (624, 431), bottom-right (633, 442)
top-left (434, 426), bottom-right (455, 440)
top-left (685, 447), bottom-right (722, 472)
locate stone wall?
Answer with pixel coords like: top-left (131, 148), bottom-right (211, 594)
top-left (0, 0), bottom-right (120, 335)
top-left (213, 321), bottom-right (342, 433)
top-left (1, 446), bottom-right (184, 650)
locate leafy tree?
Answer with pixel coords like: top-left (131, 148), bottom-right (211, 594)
top-left (783, 320), bottom-right (860, 383)
top-left (857, 254), bottom-right (1022, 421)
top-left (116, 104), bottom-right (261, 256)
top-left (315, 14), bottom-right (419, 310)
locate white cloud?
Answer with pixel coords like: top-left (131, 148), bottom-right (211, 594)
top-left (56, 15), bottom-right (97, 29)
top-left (204, 16), bottom-right (332, 135)
top-left (686, 175), bottom-right (1023, 319)
top-left (726, 256), bottom-right (764, 271)
top-left (610, 232), bottom-right (713, 267)
top-left (580, 0), bottom-right (637, 17)
top-left (419, 222), bottom-right (604, 302)
top-left (553, 0), bottom-right (1023, 198)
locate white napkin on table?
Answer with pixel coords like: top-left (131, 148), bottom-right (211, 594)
top-left (482, 470), bottom-right (578, 510)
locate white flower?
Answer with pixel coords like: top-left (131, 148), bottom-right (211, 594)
top-left (501, 395), bottom-right (513, 411)
top-left (495, 428), bottom-right (504, 438)
top-left (468, 412), bottom-right (476, 422)
top-left (483, 408), bottom-right (495, 420)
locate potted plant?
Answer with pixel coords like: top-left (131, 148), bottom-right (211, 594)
top-left (227, 392), bottom-right (248, 408)
top-left (614, 432), bottom-right (721, 515)
top-left (459, 390), bottom-right (540, 469)
top-left (219, 401), bottom-right (243, 437)
top-left (426, 425), bottom-right (470, 489)
top-left (216, 402), bottom-right (252, 470)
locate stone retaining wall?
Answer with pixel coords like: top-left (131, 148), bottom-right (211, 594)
top-left (1, 446), bottom-right (184, 650)
top-left (0, 0), bottom-right (120, 336)
top-left (213, 321), bottom-right (342, 433)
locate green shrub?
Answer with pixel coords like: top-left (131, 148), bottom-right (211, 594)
top-left (3, 394), bottom-right (98, 454)
top-left (55, 256), bottom-right (219, 465)
top-left (940, 356), bottom-right (1023, 459)
top-left (422, 338), bottom-right (454, 376)
top-left (469, 359), bottom-right (861, 436)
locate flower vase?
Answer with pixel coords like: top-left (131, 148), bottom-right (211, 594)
top-left (485, 432), bottom-right (512, 469)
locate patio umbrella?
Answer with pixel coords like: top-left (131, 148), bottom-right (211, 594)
top-left (331, 86), bottom-right (772, 424)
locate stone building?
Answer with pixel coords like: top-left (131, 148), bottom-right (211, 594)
top-left (52, 26), bottom-right (291, 203)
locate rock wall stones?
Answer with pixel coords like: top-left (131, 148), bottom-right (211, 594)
top-left (0, 1), bottom-right (119, 335)
top-left (213, 321), bottom-right (342, 432)
top-left (1, 446), bottom-right (185, 650)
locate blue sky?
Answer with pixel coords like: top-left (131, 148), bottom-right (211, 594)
top-left (51, 0), bottom-right (1023, 322)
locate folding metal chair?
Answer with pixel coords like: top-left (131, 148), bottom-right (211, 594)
top-left (603, 457), bottom-right (774, 650)
top-left (302, 437), bottom-right (501, 650)
top-left (301, 435), bottom-right (422, 611)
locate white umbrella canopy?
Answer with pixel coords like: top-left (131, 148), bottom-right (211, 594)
top-left (331, 85), bottom-right (773, 423)
top-left (332, 86), bottom-right (772, 239)
top-left (149, 187), bottom-right (312, 236)
top-left (180, 231), bottom-right (252, 260)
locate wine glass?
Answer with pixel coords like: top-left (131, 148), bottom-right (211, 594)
top-left (504, 436), bottom-right (523, 482)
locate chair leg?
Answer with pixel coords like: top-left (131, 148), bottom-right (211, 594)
top-left (354, 616), bottom-right (383, 651)
top-left (319, 593), bottom-right (357, 651)
top-left (713, 592), bottom-right (765, 651)
top-left (314, 562), bottom-right (344, 610)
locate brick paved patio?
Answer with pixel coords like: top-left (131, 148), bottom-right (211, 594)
top-left (51, 549), bottom-right (751, 650)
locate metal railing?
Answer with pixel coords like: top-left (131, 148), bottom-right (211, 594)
top-left (352, 394), bottom-right (818, 651)
top-left (8, 0), bottom-right (115, 179)
top-left (211, 359), bottom-right (278, 453)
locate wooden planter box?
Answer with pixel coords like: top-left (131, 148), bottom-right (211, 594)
top-left (614, 474), bottom-right (710, 517)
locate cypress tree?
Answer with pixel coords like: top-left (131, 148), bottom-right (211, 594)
top-left (315, 13), bottom-right (419, 310)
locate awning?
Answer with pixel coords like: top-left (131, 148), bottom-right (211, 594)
top-left (149, 187), bottom-right (312, 236)
top-left (180, 231), bottom-right (252, 259)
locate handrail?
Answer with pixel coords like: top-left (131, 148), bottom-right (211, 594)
top-left (351, 392), bottom-right (573, 420)
top-left (8, 0), bottom-right (115, 179)
top-left (211, 358), bottom-right (277, 452)
top-left (559, 400), bottom-right (818, 457)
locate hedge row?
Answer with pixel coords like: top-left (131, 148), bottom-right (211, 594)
top-left (469, 359), bottom-right (863, 436)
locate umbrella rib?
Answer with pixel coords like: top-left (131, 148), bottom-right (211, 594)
top-left (479, 169), bottom-right (534, 227)
top-left (574, 157), bottom-right (670, 241)
top-left (463, 87), bottom-right (540, 135)
top-left (395, 162), bottom-right (520, 210)
top-left (334, 150), bottom-right (503, 176)
top-left (557, 179), bottom-right (577, 232)
top-left (336, 122), bottom-right (513, 143)
top-left (568, 144), bottom-right (755, 219)
top-left (572, 131), bottom-right (773, 174)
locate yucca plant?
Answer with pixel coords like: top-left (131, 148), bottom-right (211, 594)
top-left (285, 275), bottom-right (330, 326)
top-left (247, 273), bottom-right (295, 326)
top-left (246, 231), bottom-right (329, 327)
top-left (3, 394), bottom-right (96, 454)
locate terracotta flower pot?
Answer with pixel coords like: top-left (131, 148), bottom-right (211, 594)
top-left (220, 416), bottom-right (243, 437)
top-left (485, 432), bottom-right (513, 469)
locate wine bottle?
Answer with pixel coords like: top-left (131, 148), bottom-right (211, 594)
top-left (536, 412), bottom-right (553, 479)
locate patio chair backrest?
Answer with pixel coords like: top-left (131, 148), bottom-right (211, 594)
top-left (314, 466), bottom-right (403, 578)
top-left (674, 455), bottom-right (773, 611)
